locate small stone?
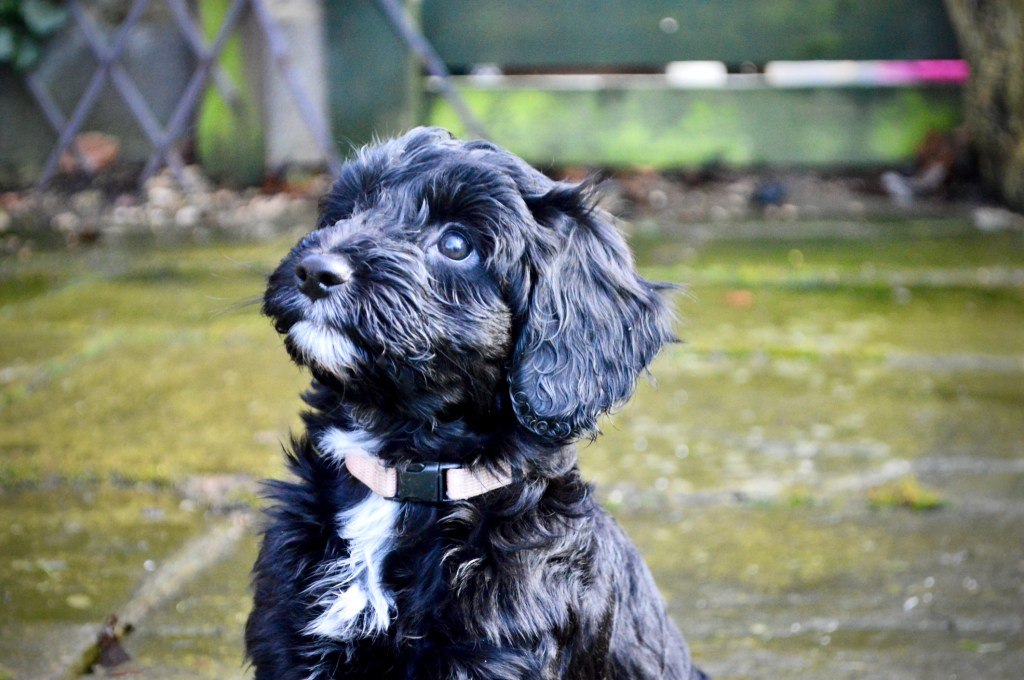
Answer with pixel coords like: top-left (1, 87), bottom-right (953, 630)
top-left (146, 206), bottom-right (170, 228)
top-left (709, 205), bottom-right (730, 221)
top-left (846, 200), bottom-right (866, 215)
top-left (881, 171), bottom-right (913, 206)
top-left (181, 165), bottom-right (213, 193)
top-left (59, 132), bottom-right (120, 173)
top-left (70, 190), bottom-right (104, 217)
top-left (113, 205), bottom-right (144, 226)
top-left (972, 207), bottom-right (1024, 232)
top-left (144, 171), bottom-right (174, 191)
top-left (175, 204), bottom-right (202, 229)
top-left (52, 211), bottom-right (80, 233)
top-left (0, 191), bottom-right (23, 210)
top-left (249, 193), bottom-right (289, 222)
top-left (647, 189), bottom-right (668, 210)
top-left (213, 188), bottom-right (238, 208)
top-left (147, 185), bottom-right (181, 211)
top-left (725, 289), bottom-right (754, 308)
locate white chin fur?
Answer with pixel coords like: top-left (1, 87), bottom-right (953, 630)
top-left (288, 321), bottom-right (358, 375)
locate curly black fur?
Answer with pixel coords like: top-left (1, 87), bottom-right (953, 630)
top-left (246, 128), bottom-right (707, 679)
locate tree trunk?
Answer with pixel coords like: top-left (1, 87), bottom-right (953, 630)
top-left (944, 0), bottom-right (1024, 210)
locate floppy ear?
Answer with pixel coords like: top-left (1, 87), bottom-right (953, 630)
top-left (509, 183), bottom-right (676, 441)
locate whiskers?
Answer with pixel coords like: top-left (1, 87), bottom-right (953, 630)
top-left (206, 294), bottom-right (264, 319)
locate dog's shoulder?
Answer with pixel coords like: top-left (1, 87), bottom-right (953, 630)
top-left (586, 506), bottom-right (700, 678)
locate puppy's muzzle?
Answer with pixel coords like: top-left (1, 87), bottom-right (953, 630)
top-left (296, 253), bottom-right (353, 301)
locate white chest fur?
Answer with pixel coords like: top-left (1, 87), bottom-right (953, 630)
top-left (304, 427), bottom-right (398, 641)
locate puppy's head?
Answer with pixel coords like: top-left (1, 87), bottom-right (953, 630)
top-left (264, 128), bottom-right (675, 442)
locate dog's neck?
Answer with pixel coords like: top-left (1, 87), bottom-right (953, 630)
top-left (307, 382), bottom-right (574, 476)
top-left (309, 365), bottom-right (505, 428)
top-left (313, 390), bottom-right (502, 455)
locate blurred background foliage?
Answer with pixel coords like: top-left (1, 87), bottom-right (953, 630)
top-left (0, 0), bottom-right (67, 71)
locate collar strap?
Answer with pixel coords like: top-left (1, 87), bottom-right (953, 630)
top-left (344, 449), bottom-right (514, 503)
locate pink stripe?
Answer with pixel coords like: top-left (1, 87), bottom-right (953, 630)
top-left (878, 60), bottom-right (970, 85)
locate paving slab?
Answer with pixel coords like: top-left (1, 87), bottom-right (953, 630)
top-left (2, 218), bottom-right (1022, 679)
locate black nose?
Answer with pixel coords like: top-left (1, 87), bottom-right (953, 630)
top-left (295, 254), bottom-right (353, 300)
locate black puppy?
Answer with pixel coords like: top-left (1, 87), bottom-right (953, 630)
top-left (246, 128), bottom-right (706, 679)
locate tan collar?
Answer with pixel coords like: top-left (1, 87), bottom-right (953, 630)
top-left (344, 449), bottom-right (514, 503)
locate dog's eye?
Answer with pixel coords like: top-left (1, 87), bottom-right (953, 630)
top-left (437, 230), bottom-right (472, 261)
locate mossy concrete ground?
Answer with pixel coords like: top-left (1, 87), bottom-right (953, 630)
top-left (1, 219), bottom-right (1022, 678)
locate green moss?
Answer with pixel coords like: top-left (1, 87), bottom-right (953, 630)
top-left (196, 0), bottom-right (264, 185)
top-left (868, 477), bottom-right (947, 511)
top-left (125, 533), bottom-right (258, 675)
top-left (0, 487), bottom-right (204, 626)
top-left (429, 87), bottom-right (962, 167)
top-left (870, 90), bottom-right (962, 158)
top-left (0, 270), bottom-right (60, 306)
top-left (3, 225), bottom-right (1022, 498)
top-left (2, 215), bottom-right (1024, 676)
top-left (784, 486), bottom-right (818, 508)
top-left (629, 503), bottom-right (890, 597)
top-left (0, 328), bottom-right (303, 485)
top-left (0, 239), bottom-right (305, 486)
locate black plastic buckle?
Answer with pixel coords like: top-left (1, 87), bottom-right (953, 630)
top-left (396, 461), bottom-right (461, 503)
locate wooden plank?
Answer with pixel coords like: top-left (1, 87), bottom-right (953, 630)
top-left (426, 81), bottom-right (963, 167)
top-left (422, 0), bottom-right (960, 68)
top-left (323, 0), bottom-right (419, 149)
